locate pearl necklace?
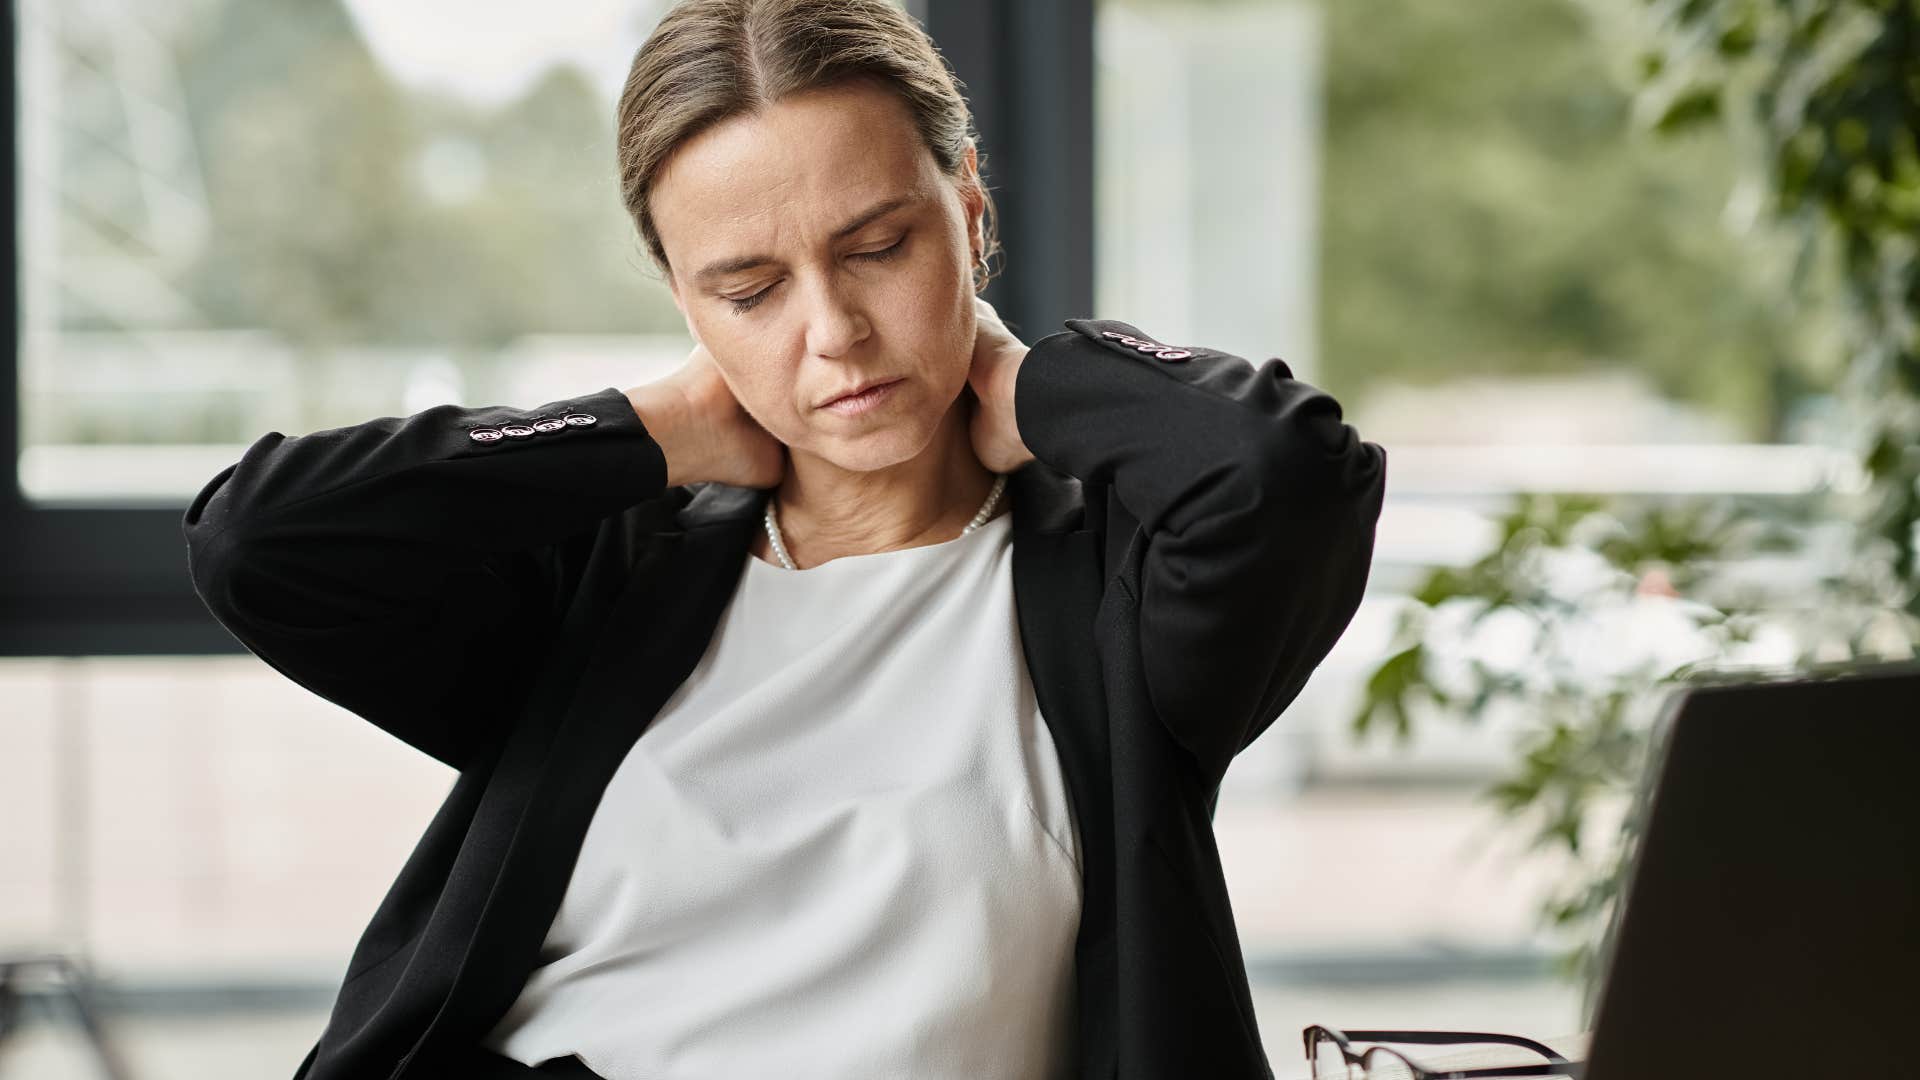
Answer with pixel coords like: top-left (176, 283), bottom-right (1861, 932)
top-left (763, 472), bottom-right (1008, 571)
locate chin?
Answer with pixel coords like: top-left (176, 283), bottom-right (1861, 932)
top-left (810, 432), bottom-right (926, 474)
top-left (802, 413), bottom-right (944, 474)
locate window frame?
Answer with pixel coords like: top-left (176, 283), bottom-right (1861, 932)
top-left (0, 0), bottom-right (1094, 657)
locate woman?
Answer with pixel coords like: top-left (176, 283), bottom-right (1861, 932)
top-left (182, 1), bottom-right (1387, 1077)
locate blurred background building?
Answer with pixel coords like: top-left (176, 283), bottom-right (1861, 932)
top-left (2, 0), bottom-right (1874, 1075)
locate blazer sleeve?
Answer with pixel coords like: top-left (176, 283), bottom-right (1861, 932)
top-left (1013, 318), bottom-right (1387, 783)
top-left (180, 386), bottom-right (672, 771)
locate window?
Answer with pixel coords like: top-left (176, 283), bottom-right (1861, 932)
top-left (1094, 0), bottom-right (1826, 1050)
top-left (2, 0), bottom-right (955, 656)
top-left (15, 0), bottom-right (696, 504)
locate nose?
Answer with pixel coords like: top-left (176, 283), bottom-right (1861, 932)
top-left (799, 273), bottom-right (870, 360)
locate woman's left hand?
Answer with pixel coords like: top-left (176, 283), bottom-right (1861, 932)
top-left (965, 296), bottom-right (1037, 474)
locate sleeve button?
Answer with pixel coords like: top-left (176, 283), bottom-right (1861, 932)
top-left (501, 423), bottom-right (537, 438)
top-left (561, 413), bottom-right (598, 427)
top-left (531, 416), bottom-right (567, 433)
top-left (470, 427), bottom-right (504, 443)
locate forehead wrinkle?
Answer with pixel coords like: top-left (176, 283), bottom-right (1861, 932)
top-left (691, 182), bottom-right (935, 285)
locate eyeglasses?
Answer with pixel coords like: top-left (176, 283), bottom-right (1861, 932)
top-left (1303, 1026), bottom-right (1586, 1080)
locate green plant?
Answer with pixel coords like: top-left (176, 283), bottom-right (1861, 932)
top-left (1356, 489), bottom-right (1874, 988)
top-left (1618, 0), bottom-right (1920, 593)
top-left (1355, 0), bottom-right (1920, 1002)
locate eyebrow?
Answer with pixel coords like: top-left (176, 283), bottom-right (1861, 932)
top-left (691, 194), bottom-right (920, 284)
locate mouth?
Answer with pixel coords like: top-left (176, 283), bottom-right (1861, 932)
top-left (816, 377), bottom-right (903, 410)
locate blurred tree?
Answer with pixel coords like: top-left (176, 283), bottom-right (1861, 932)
top-left (1314, 0), bottom-right (1811, 434)
top-left (1121, 0), bottom-right (1811, 434)
top-left (402, 68), bottom-right (683, 346)
top-left (169, 0), bottom-right (678, 351)
top-left (173, 0), bottom-right (425, 347)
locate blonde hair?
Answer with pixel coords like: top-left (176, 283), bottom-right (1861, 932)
top-left (615, 0), bottom-right (1002, 292)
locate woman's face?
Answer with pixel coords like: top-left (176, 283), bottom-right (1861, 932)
top-left (652, 78), bottom-right (985, 473)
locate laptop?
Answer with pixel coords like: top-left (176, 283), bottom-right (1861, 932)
top-left (1583, 659), bottom-right (1920, 1079)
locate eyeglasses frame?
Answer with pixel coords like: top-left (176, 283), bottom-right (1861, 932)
top-left (1302, 1025), bottom-right (1587, 1080)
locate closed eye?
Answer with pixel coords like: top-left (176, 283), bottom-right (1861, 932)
top-left (853, 235), bottom-right (907, 263)
top-left (723, 236), bottom-right (909, 315)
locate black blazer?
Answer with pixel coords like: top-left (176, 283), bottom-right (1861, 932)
top-left (182, 317), bottom-right (1387, 1080)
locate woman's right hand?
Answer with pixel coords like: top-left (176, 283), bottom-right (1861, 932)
top-left (628, 341), bottom-right (788, 490)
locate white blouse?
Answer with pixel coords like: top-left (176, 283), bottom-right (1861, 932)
top-left (481, 508), bottom-right (1084, 1080)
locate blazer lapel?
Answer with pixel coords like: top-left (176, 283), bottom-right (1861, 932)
top-left (1008, 462), bottom-right (1121, 1079)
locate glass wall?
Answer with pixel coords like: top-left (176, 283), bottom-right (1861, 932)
top-left (1092, 0), bottom-right (1826, 1059)
top-left (14, 0), bottom-right (698, 502)
top-left (6, 0), bottom-right (1834, 1074)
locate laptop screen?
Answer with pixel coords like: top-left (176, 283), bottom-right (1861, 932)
top-left (1584, 661), bottom-right (1920, 1080)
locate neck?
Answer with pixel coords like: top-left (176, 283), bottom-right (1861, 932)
top-left (759, 393), bottom-right (1001, 568)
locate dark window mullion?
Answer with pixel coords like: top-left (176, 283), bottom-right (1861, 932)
top-left (930, 0), bottom-right (1094, 342)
